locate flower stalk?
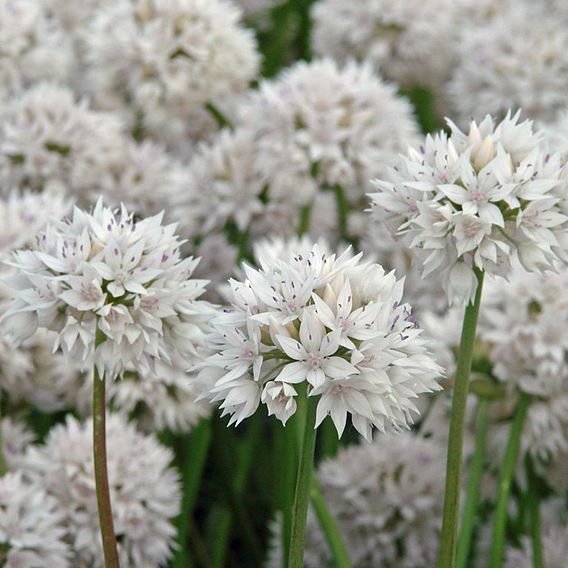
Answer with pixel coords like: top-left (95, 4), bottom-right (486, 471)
top-left (0, 389), bottom-right (6, 477)
top-left (526, 455), bottom-right (545, 568)
top-left (93, 328), bottom-right (120, 568)
top-left (438, 268), bottom-right (484, 568)
top-left (489, 392), bottom-right (531, 568)
top-left (288, 386), bottom-right (318, 568)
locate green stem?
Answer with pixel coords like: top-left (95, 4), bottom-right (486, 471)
top-left (288, 389), bottom-right (318, 568)
top-left (525, 455), bottom-right (545, 568)
top-left (0, 389), bottom-right (6, 476)
top-left (205, 101), bottom-right (233, 130)
top-left (438, 268), bottom-right (484, 568)
top-left (332, 184), bottom-right (350, 242)
top-left (456, 399), bottom-right (490, 568)
top-left (93, 361), bottom-right (120, 568)
top-left (489, 392), bottom-right (531, 568)
top-left (320, 417), bottom-right (339, 459)
top-left (311, 476), bottom-right (352, 568)
top-left (298, 204), bottom-right (312, 237)
top-left (172, 419), bottom-right (212, 568)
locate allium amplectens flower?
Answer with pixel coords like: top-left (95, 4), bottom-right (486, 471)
top-left (2, 199), bottom-right (210, 380)
top-left (23, 414), bottom-right (181, 568)
top-left (369, 112), bottom-right (568, 305)
top-left (0, 471), bottom-right (70, 567)
top-left (197, 241), bottom-right (442, 439)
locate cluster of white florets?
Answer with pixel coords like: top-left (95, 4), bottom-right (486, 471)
top-left (0, 0), bottom-right (74, 103)
top-left (2, 200), bottom-right (210, 380)
top-left (83, 0), bottom-right (259, 151)
top-left (198, 241), bottom-right (441, 438)
top-left (369, 112), bottom-right (568, 306)
top-left (22, 414), bottom-right (181, 567)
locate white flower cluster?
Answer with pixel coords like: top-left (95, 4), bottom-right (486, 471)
top-left (0, 471), bottom-right (70, 567)
top-left (175, 59), bottom-right (419, 243)
top-left (480, 268), bottom-right (568, 458)
top-left (448, 2), bottom-right (568, 123)
top-left (0, 83), bottom-right (123, 201)
top-left (2, 200), bottom-right (210, 380)
top-left (23, 414), bottom-right (181, 568)
top-left (369, 112), bottom-right (568, 306)
top-left (302, 432), bottom-right (446, 567)
top-left (311, 0), bottom-right (460, 89)
top-left (83, 0), bottom-right (259, 152)
top-left (198, 241), bottom-right (441, 439)
top-left (2, 417), bottom-right (35, 471)
top-left (0, 0), bottom-right (74, 103)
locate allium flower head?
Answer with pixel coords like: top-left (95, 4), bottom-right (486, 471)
top-left (311, 0), bottom-right (460, 89)
top-left (0, 471), bottom-right (70, 567)
top-left (369, 111), bottom-right (568, 305)
top-left (23, 414), bottom-right (181, 568)
top-left (84, 0), bottom-right (259, 150)
top-left (0, 0), bottom-right (74, 103)
top-left (269, 432), bottom-right (446, 567)
top-left (0, 83), bottom-right (125, 201)
top-left (479, 268), bottom-right (568, 458)
top-left (2, 199), bottom-right (210, 380)
top-left (449, 2), bottom-right (568, 123)
top-left (198, 241), bottom-right (442, 439)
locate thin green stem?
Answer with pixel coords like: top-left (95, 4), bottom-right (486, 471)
top-left (0, 389), bottom-right (6, 476)
top-left (93, 345), bottom-right (120, 568)
top-left (172, 419), bottom-right (212, 568)
top-left (298, 204), bottom-right (312, 237)
top-left (320, 417), bottom-right (339, 459)
top-left (332, 184), bottom-right (350, 242)
top-left (456, 399), bottom-right (490, 568)
top-left (525, 455), bottom-right (545, 568)
top-left (438, 268), bottom-right (484, 568)
top-left (311, 476), bottom-right (352, 568)
top-left (205, 101), bottom-right (233, 130)
top-left (288, 388), bottom-right (318, 568)
top-left (489, 392), bottom-right (531, 568)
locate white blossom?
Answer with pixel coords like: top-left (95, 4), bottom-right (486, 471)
top-left (2, 199), bottom-right (211, 380)
top-left (198, 241), bottom-right (442, 438)
top-left (0, 471), bottom-right (70, 567)
top-left (83, 0), bottom-right (259, 151)
top-left (22, 414), bottom-right (181, 568)
top-left (369, 111), bottom-right (568, 306)
top-left (2, 417), bottom-right (35, 471)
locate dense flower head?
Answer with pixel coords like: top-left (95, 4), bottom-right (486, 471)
top-left (2, 199), bottom-right (210, 380)
top-left (0, 471), bottom-right (70, 567)
top-left (0, 0), bottom-right (74, 103)
top-left (197, 241), bottom-right (442, 439)
top-left (448, 2), bottom-right (568, 124)
top-left (271, 432), bottom-right (446, 567)
top-left (311, 0), bottom-right (460, 89)
top-left (0, 83), bottom-right (125, 201)
top-left (240, 59), bottom-right (420, 209)
top-left (22, 414), bottom-right (181, 568)
top-left (369, 111), bottom-right (568, 305)
top-left (83, 0), bottom-right (259, 151)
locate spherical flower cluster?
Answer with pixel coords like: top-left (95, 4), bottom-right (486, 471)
top-left (0, 0), bottom-right (74, 103)
top-left (84, 0), bottom-right (259, 150)
top-left (240, 59), bottom-right (420, 211)
top-left (2, 199), bottom-right (210, 380)
top-left (0, 471), bottom-right (70, 567)
top-left (0, 83), bottom-right (124, 201)
top-left (311, 0), bottom-right (460, 89)
top-left (369, 111), bottom-right (568, 306)
top-left (448, 2), bottom-right (568, 124)
top-left (197, 241), bottom-right (442, 439)
top-left (23, 414), bottom-right (181, 567)
top-left (479, 268), bottom-right (568, 458)
top-left (302, 432), bottom-right (446, 567)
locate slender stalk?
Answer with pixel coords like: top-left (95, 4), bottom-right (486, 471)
top-left (489, 392), bottom-right (531, 568)
top-left (456, 399), bottom-right (490, 568)
top-left (525, 455), bottom-right (545, 568)
top-left (93, 358), bottom-right (120, 568)
top-left (311, 476), bottom-right (352, 568)
top-left (288, 389), bottom-right (318, 568)
top-left (438, 268), bottom-right (484, 568)
top-left (172, 419), bottom-right (212, 568)
top-left (320, 417), bottom-right (339, 459)
top-left (280, 419), bottom-right (300, 567)
top-left (0, 389), bottom-right (6, 476)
